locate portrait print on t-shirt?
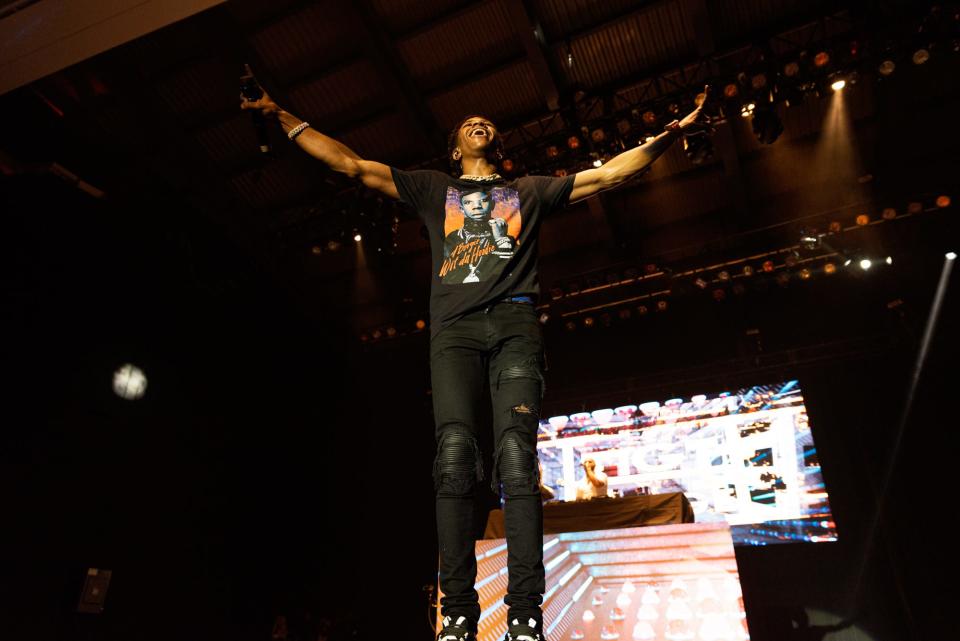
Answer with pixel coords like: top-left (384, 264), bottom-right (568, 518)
top-left (440, 185), bottom-right (522, 284)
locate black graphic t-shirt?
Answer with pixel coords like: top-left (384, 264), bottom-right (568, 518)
top-left (391, 168), bottom-right (574, 335)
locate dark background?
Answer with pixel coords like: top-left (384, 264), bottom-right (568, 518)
top-left (2, 1), bottom-right (959, 640)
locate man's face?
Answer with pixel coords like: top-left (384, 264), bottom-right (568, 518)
top-left (457, 117), bottom-right (498, 154)
top-left (461, 191), bottom-right (493, 221)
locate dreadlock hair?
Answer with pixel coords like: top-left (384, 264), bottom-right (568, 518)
top-left (447, 115), bottom-right (504, 176)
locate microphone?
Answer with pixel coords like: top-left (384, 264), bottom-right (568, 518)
top-left (240, 64), bottom-right (271, 155)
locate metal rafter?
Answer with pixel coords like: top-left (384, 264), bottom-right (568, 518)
top-left (503, 0), bottom-right (561, 111)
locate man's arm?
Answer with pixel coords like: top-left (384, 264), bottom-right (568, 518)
top-left (241, 92), bottom-right (399, 199)
top-left (569, 130), bottom-right (680, 203)
top-left (569, 87), bottom-right (711, 203)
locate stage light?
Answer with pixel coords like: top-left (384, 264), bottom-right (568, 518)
top-left (907, 201), bottom-right (923, 214)
top-left (831, 79), bottom-right (846, 91)
top-left (549, 287), bottom-right (564, 300)
top-left (546, 145), bottom-right (559, 158)
top-left (385, 326), bottom-right (397, 337)
top-left (593, 159), bottom-right (603, 167)
top-left (859, 258), bottom-right (872, 270)
top-left (799, 268), bottom-right (812, 280)
top-left (762, 260), bottom-right (775, 272)
top-left (784, 253), bottom-right (799, 268)
top-left (617, 308), bottom-right (632, 321)
top-left (947, 252), bottom-right (957, 260)
top-left (113, 363), bottom-right (147, 400)
top-left (636, 304), bottom-right (648, 315)
top-left (813, 51), bottom-right (830, 68)
top-left (354, 233), bottom-right (362, 242)
top-left (844, 258), bottom-right (852, 267)
top-left (732, 282), bottom-right (746, 295)
top-left (855, 214), bottom-right (870, 226)
top-left (583, 316), bottom-right (595, 327)
top-left (742, 265), bottom-right (754, 277)
top-left (311, 245), bottom-right (323, 255)
top-left (564, 320), bottom-right (576, 331)
top-left (643, 135), bottom-right (656, 144)
top-left (694, 277), bottom-right (708, 289)
top-left (415, 319), bottom-right (426, 330)
top-left (885, 256), bottom-right (893, 265)
top-left (644, 263), bottom-right (658, 274)
top-left (655, 300), bottom-right (668, 312)
top-left (740, 102), bottom-right (756, 118)
top-left (776, 272), bottom-right (790, 286)
top-left (667, 103), bottom-right (680, 116)
top-left (538, 312), bottom-right (550, 324)
top-left (591, 128), bottom-right (605, 143)
top-left (879, 60), bottom-right (896, 76)
top-left (371, 329), bottom-right (382, 339)
top-left (824, 262), bottom-right (837, 274)
top-left (712, 288), bottom-right (726, 301)
top-left (717, 270), bottom-right (730, 282)
top-left (937, 195), bottom-right (951, 208)
top-left (912, 48), bottom-right (930, 65)
top-left (723, 83), bottom-right (739, 98)
top-left (501, 158), bottom-right (515, 172)
top-left (642, 110), bottom-right (657, 126)
top-left (751, 73), bottom-right (767, 90)
top-left (751, 108), bottom-right (783, 144)
top-left (616, 119), bottom-right (631, 135)
top-left (567, 136), bottom-right (580, 149)
top-left (882, 207), bottom-right (897, 220)
top-left (828, 221), bottom-right (842, 233)
top-left (360, 333), bottom-right (369, 342)
top-left (327, 240), bottom-right (341, 251)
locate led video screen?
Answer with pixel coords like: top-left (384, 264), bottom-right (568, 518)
top-left (537, 381), bottom-right (836, 546)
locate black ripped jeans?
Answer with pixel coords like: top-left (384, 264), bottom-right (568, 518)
top-left (430, 301), bottom-right (545, 630)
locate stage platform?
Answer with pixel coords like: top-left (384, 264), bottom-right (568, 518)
top-left (438, 521), bottom-right (748, 641)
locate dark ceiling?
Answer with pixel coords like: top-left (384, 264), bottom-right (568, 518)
top-left (1, 0), bottom-right (957, 337)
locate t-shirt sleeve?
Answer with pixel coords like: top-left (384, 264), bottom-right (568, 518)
top-left (390, 167), bottom-right (444, 215)
top-left (529, 174), bottom-right (575, 215)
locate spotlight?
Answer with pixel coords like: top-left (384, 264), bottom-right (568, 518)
top-left (583, 316), bottom-right (595, 328)
top-left (564, 320), bottom-right (577, 332)
top-left (855, 214), bottom-right (870, 226)
top-left (882, 208), bottom-right (897, 220)
top-left (723, 83), bottom-right (739, 98)
top-left (712, 288), bottom-right (726, 301)
top-left (538, 312), bottom-right (550, 324)
top-left (823, 262), bottom-right (837, 274)
top-left (371, 329), bottom-right (383, 339)
top-left (885, 256), bottom-right (893, 265)
top-left (859, 258), bottom-right (872, 270)
top-left (311, 245), bottom-right (323, 255)
top-left (751, 74), bottom-right (767, 90)
top-left (694, 277), bottom-right (708, 289)
top-left (946, 252), bottom-right (957, 260)
top-left (762, 260), bottom-right (775, 272)
top-left (592, 159), bottom-right (603, 167)
top-left (751, 108), bottom-right (783, 144)
top-left (878, 60), bottom-right (896, 76)
top-left (567, 136), bottom-right (580, 149)
top-left (655, 300), bottom-right (668, 312)
top-left (912, 48), bottom-right (930, 65)
top-left (636, 305), bottom-right (649, 315)
top-left (742, 265), bottom-right (754, 277)
top-left (717, 270), bottom-right (731, 282)
top-left (591, 128), bottom-right (606, 143)
top-left (113, 363), bottom-right (147, 400)
top-left (616, 119), bottom-right (631, 135)
top-left (740, 102), bottom-right (756, 118)
top-left (354, 233), bottom-right (362, 242)
top-left (828, 221), bottom-right (842, 233)
top-left (385, 326), bottom-right (397, 337)
top-left (642, 110), bottom-right (657, 126)
top-left (415, 319), bottom-right (427, 330)
top-left (618, 308), bottom-right (632, 321)
top-left (831, 79), bottom-right (846, 91)
top-left (844, 258), bottom-right (852, 267)
top-left (546, 145), bottom-right (559, 158)
top-left (936, 195), bottom-right (951, 208)
top-left (784, 252), bottom-right (799, 268)
top-left (907, 201), bottom-right (923, 214)
top-left (502, 158), bottom-right (515, 172)
top-left (799, 268), bottom-right (812, 280)
top-left (327, 240), bottom-right (341, 251)
top-left (784, 62), bottom-right (800, 77)
top-left (813, 51), bottom-right (830, 68)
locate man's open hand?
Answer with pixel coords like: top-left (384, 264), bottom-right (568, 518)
top-left (666, 85), bottom-right (714, 134)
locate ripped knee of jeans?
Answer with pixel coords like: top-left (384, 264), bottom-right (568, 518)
top-left (433, 430), bottom-right (483, 496)
top-left (492, 432), bottom-right (540, 497)
top-left (496, 357), bottom-right (545, 397)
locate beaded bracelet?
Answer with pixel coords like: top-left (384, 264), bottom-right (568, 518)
top-left (287, 121), bottom-right (310, 141)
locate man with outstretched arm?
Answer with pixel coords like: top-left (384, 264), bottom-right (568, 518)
top-left (242, 86), bottom-right (709, 641)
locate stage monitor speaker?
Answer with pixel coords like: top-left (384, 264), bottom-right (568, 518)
top-left (77, 568), bottom-right (112, 614)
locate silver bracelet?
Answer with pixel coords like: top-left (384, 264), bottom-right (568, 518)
top-left (287, 121), bottom-right (310, 141)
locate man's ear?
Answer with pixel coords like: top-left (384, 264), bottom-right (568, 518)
top-left (452, 148), bottom-right (462, 160)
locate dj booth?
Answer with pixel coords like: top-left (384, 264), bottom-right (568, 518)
top-left (439, 494), bottom-right (750, 641)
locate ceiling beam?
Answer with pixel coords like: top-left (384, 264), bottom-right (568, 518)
top-left (503, 0), bottom-right (561, 111)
